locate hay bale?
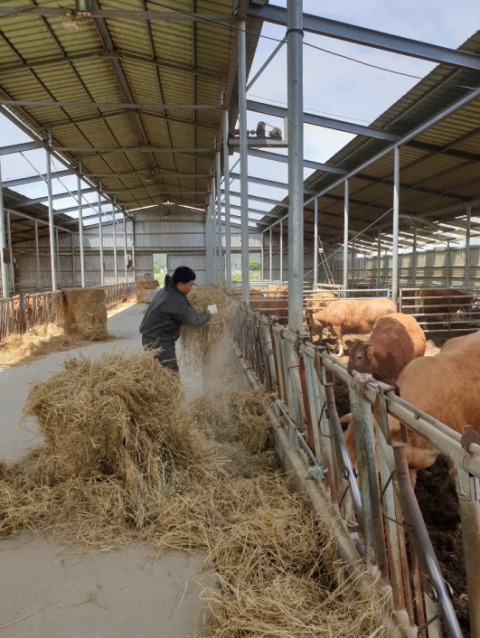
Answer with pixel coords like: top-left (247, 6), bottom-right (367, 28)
top-left (135, 279), bottom-right (159, 303)
top-left (180, 285), bottom-right (238, 366)
top-left (55, 287), bottom-right (108, 340)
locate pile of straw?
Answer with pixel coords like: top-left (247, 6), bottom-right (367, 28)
top-left (0, 351), bottom-right (388, 635)
top-left (55, 287), bottom-right (108, 340)
top-left (135, 279), bottom-right (158, 303)
top-left (0, 350), bottom-right (212, 544)
top-left (180, 285), bottom-right (238, 366)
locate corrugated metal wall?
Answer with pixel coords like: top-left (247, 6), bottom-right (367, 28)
top-left (167, 254), bottom-right (207, 285)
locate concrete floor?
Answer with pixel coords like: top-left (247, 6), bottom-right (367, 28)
top-left (0, 304), bottom-right (245, 638)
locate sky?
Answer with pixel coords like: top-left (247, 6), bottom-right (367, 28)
top-left (2, 0), bottom-right (480, 238)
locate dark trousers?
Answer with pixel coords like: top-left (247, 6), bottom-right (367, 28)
top-left (142, 335), bottom-right (179, 373)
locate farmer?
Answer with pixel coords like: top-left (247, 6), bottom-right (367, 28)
top-left (140, 266), bottom-right (217, 373)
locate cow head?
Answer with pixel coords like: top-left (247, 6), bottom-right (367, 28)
top-left (348, 339), bottom-right (375, 374)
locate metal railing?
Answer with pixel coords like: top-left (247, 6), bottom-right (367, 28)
top-left (0, 282), bottom-right (136, 343)
top-left (399, 287), bottom-right (480, 334)
top-left (233, 304), bottom-right (480, 638)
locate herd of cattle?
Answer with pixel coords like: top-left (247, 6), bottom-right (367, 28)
top-left (245, 284), bottom-right (479, 486)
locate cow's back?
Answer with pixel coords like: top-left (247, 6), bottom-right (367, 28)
top-left (361, 313), bottom-right (425, 384)
top-left (320, 298), bottom-right (395, 330)
top-left (398, 340), bottom-right (480, 433)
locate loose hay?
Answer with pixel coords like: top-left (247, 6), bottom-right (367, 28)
top-left (0, 352), bottom-right (389, 636)
top-left (135, 279), bottom-right (159, 303)
top-left (180, 285), bottom-right (238, 366)
top-left (0, 323), bottom-right (116, 368)
top-left (55, 287), bottom-right (108, 340)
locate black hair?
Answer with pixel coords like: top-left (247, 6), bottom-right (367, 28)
top-left (172, 266), bottom-right (196, 285)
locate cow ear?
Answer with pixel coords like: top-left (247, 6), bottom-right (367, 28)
top-left (344, 339), bottom-right (354, 349)
top-left (365, 342), bottom-right (374, 359)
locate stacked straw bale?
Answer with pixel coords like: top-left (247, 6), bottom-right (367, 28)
top-left (180, 285), bottom-right (238, 366)
top-left (0, 351), bottom-right (388, 636)
top-left (135, 279), bottom-right (159, 303)
top-left (55, 287), bottom-right (108, 340)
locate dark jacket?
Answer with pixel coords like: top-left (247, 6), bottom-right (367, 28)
top-left (139, 275), bottom-right (210, 343)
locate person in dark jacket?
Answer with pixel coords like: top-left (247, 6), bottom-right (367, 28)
top-left (139, 266), bottom-right (216, 373)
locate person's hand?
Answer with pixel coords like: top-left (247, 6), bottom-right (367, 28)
top-left (207, 304), bottom-right (218, 315)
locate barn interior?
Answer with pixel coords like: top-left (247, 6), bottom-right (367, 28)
top-left (1, 2), bottom-right (480, 638)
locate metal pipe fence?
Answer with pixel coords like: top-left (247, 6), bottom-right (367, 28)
top-left (233, 304), bottom-right (480, 638)
top-left (399, 287), bottom-right (480, 334)
top-left (0, 282), bottom-right (136, 343)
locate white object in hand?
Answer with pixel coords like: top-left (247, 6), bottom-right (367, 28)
top-left (207, 304), bottom-right (218, 315)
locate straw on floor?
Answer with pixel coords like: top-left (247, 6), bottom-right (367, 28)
top-left (0, 349), bottom-right (389, 636)
top-left (180, 285), bottom-right (238, 366)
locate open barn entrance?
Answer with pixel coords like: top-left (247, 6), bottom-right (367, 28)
top-left (153, 253), bottom-right (167, 287)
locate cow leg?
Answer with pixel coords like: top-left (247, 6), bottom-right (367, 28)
top-left (333, 328), bottom-right (345, 356)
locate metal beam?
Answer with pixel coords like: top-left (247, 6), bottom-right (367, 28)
top-left (248, 148), bottom-right (347, 175)
top-left (51, 146), bottom-right (214, 154)
top-left (0, 99), bottom-right (222, 110)
top-left (9, 188), bottom-right (96, 209)
top-left (247, 4), bottom-right (480, 72)
top-left (0, 7), bottom-right (236, 21)
top-left (229, 171), bottom-right (316, 194)
top-left (4, 170), bottom-right (71, 188)
top-left (0, 141), bottom-right (39, 156)
top-left (225, 190), bottom-right (285, 208)
top-left (247, 99), bottom-right (400, 142)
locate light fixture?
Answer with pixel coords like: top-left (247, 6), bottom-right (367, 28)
top-left (62, 11), bottom-right (80, 30)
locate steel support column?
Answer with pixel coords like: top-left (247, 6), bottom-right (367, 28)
top-left (46, 139), bottom-right (57, 291)
top-left (71, 232), bottom-right (76, 287)
top-left (313, 198), bottom-right (318, 287)
top-left (238, 20), bottom-right (249, 302)
top-left (269, 227), bottom-right (273, 280)
top-left (343, 179), bottom-right (349, 292)
top-left (0, 160), bottom-right (8, 297)
top-left (377, 228), bottom-right (381, 288)
top-left (411, 226), bottom-right (417, 287)
top-left (6, 212), bottom-right (14, 293)
top-left (212, 175), bottom-right (218, 281)
top-left (216, 150), bottom-right (223, 281)
top-left (280, 220), bottom-right (283, 282)
top-left (7, 212), bottom-right (14, 293)
top-left (55, 228), bottom-right (60, 285)
top-left (210, 188), bottom-right (216, 283)
top-left (123, 212), bottom-right (128, 283)
top-left (98, 186), bottom-right (105, 286)
top-left (35, 221), bottom-right (41, 291)
top-left (204, 208), bottom-right (210, 284)
top-left (464, 204), bottom-right (471, 287)
top-left (446, 241), bottom-right (451, 288)
top-left (287, 0), bottom-right (304, 330)
top-left (112, 198), bottom-right (118, 285)
top-left (223, 109), bottom-right (232, 292)
top-left (131, 217), bottom-right (136, 271)
top-left (392, 147), bottom-right (400, 304)
top-left (261, 233), bottom-right (265, 280)
top-left (78, 161), bottom-right (85, 287)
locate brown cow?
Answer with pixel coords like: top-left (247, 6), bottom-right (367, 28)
top-left (249, 293), bottom-right (288, 325)
top-left (414, 288), bottom-right (474, 316)
top-left (309, 298), bottom-right (396, 356)
top-left (266, 284), bottom-right (287, 299)
top-left (347, 313), bottom-right (426, 385)
top-left (304, 290), bottom-right (336, 315)
top-left (340, 410), bottom-right (434, 487)
top-left (386, 330), bottom-right (480, 485)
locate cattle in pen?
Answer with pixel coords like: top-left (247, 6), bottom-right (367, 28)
top-left (308, 297), bottom-right (396, 356)
top-left (402, 288), bottom-right (474, 318)
top-left (347, 313), bottom-right (426, 385)
top-left (304, 290), bottom-right (336, 316)
top-left (342, 330), bottom-right (480, 486)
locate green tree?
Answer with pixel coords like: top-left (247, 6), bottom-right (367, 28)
top-left (249, 261), bottom-right (261, 271)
